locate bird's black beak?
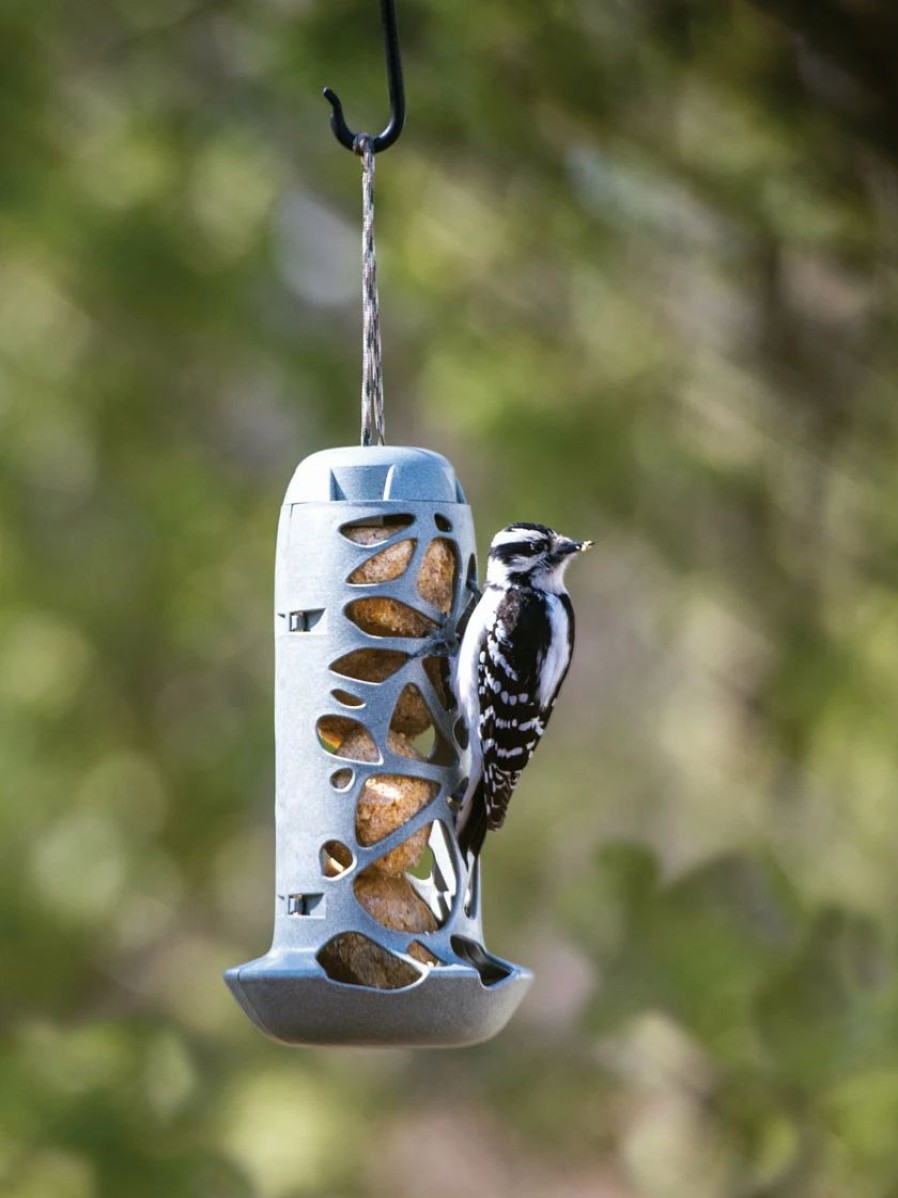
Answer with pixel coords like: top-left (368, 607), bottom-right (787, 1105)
top-left (557, 537), bottom-right (593, 556)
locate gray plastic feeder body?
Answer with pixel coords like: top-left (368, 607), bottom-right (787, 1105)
top-left (225, 446), bottom-right (531, 1046)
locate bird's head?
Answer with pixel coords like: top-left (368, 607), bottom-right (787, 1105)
top-left (485, 522), bottom-right (593, 591)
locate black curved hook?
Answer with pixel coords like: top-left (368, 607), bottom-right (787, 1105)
top-left (323, 0), bottom-right (406, 154)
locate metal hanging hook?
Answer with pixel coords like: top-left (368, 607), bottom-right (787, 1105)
top-left (322, 0), bottom-right (406, 154)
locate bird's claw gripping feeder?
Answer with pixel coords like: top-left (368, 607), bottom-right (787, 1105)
top-left (225, 0), bottom-right (531, 1047)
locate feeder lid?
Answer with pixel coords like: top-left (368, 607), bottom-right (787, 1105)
top-left (284, 445), bottom-right (468, 505)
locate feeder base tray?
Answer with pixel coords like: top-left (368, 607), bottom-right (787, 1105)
top-left (225, 949), bottom-right (532, 1047)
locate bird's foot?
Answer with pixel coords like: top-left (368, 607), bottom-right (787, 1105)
top-left (410, 619), bottom-right (459, 660)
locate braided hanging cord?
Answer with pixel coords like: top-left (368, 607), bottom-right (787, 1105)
top-left (358, 136), bottom-right (385, 446)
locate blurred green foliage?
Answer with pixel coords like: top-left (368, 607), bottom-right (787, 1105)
top-left (3, 0), bottom-right (898, 1195)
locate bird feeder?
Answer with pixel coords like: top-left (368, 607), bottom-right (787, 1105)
top-left (225, 445), bottom-right (532, 1045)
top-left (226, 0), bottom-right (531, 1045)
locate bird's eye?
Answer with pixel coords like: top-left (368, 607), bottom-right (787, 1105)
top-left (518, 542), bottom-right (544, 557)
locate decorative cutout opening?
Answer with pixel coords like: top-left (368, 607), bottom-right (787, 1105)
top-left (321, 840), bottom-right (354, 878)
top-left (390, 682), bottom-right (433, 737)
top-left (317, 933), bottom-right (421, 990)
top-left (330, 768), bottom-right (354, 790)
top-left (340, 515), bottom-right (413, 543)
top-left (416, 537), bottom-right (458, 615)
top-left (346, 598), bottom-right (437, 639)
top-left (330, 649), bottom-right (409, 686)
top-left (451, 935), bottom-right (513, 986)
top-left (388, 683), bottom-right (454, 765)
top-left (287, 892), bottom-right (324, 917)
top-left (345, 727), bottom-right (442, 904)
top-left (316, 716), bottom-right (378, 762)
top-left (409, 940), bottom-right (439, 968)
top-left (434, 514), bottom-right (452, 532)
top-left (347, 539), bottom-right (416, 585)
top-left (356, 773), bottom-right (439, 854)
top-left (331, 688), bottom-right (364, 708)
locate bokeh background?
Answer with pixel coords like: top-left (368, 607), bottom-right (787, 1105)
top-left (4, 0), bottom-right (898, 1195)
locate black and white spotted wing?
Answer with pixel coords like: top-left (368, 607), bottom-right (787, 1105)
top-left (472, 586), bottom-right (574, 842)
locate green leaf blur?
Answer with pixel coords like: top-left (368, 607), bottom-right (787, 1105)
top-left (3, 1), bottom-right (898, 1195)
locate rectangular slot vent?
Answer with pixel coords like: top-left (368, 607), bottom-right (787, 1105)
top-left (288, 609), bottom-right (325, 633)
top-left (287, 892), bottom-right (325, 917)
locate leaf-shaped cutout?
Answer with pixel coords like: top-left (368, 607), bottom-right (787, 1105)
top-left (356, 772), bottom-right (439, 864)
top-left (331, 648), bottom-right (409, 683)
top-left (434, 514), bottom-right (452, 532)
top-left (417, 537), bottom-right (457, 615)
top-left (354, 859), bottom-right (440, 933)
top-left (331, 688), bottom-right (364, 708)
top-left (320, 839), bottom-right (354, 877)
top-left (317, 932), bottom-right (421, 990)
top-left (390, 682), bottom-right (433, 737)
top-left (408, 940), bottom-right (439, 967)
top-left (388, 693), bottom-right (455, 764)
top-left (340, 515), bottom-right (413, 544)
top-left (330, 768), bottom-right (354, 790)
top-left (346, 598), bottom-right (436, 639)
top-left (347, 538), bottom-right (416, 585)
top-left (316, 716), bottom-right (378, 762)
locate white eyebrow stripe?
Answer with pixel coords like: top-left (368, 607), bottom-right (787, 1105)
top-left (491, 528), bottom-right (546, 549)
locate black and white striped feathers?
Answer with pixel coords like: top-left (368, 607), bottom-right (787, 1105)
top-left (453, 523), bottom-right (592, 859)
